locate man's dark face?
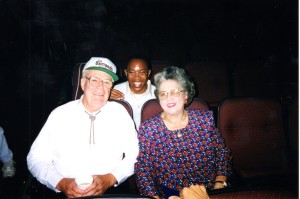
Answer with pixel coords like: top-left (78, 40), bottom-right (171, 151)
top-left (125, 59), bottom-right (151, 94)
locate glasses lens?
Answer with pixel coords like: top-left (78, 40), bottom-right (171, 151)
top-left (159, 89), bottom-right (184, 100)
top-left (89, 77), bottom-right (99, 87)
top-left (170, 89), bottom-right (181, 97)
top-left (103, 80), bottom-right (113, 88)
top-left (127, 70), bottom-right (148, 77)
top-left (159, 91), bottom-right (167, 99)
top-left (87, 77), bottom-right (112, 88)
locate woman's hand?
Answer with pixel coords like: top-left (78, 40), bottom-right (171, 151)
top-left (168, 184), bottom-right (210, 199)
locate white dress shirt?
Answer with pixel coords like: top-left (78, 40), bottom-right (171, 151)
top-left (113, 80), bottom-right (156, 129)
top-left (27, 97), bottom-right (139, 192)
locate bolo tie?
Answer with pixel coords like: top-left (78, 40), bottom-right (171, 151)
top-left (85, 110), bottom-right (101, 144)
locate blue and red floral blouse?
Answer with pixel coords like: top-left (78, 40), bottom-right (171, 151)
top-left (134, 109), bottom-right (232, 198)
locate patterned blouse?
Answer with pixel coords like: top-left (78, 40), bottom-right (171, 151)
top-left (135, 109), bottom-right (232, 198)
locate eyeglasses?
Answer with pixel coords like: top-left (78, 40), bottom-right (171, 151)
top-left (158, 89), bottom-right (186, 100)
top-left (126, 70), bottom-right (148, 77)
top-left (85, 76), bottom-right (113, 88)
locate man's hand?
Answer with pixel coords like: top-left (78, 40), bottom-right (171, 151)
top-left (110, 89), bottom-right (124, 100)
top-left (56, 174), bottom-right (117, 198)
top-left (83, 173), bottom-right (117, 197)
top-left (56, 178), bottom-right (86, 198)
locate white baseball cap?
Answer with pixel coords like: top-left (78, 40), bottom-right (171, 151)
top-left (82, 57), bottom-right (119, 81)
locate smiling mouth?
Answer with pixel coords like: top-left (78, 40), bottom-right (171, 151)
top-left (167, 103), bottom-right (176, 108)
top-left (93, 91), bottom-right (104, 96)
top-left (133, 82), bottom-right (142, 87)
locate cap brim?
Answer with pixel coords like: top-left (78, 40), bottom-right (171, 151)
top-left (85, 67), bottom-right (119, 81)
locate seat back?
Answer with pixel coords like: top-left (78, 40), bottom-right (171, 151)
top-left (184, 61), bottom-right (231, 107)
top-left (72, 63), bottom-right (85, 100)
top-left (289, 98), bottom-right (298, 151)
top-left (72, 63), bottom-right (133, 118)
top-left (150, 60), bottom-right (173, 83)
top-left (217, 98), bottom-right (291, 182)
top-left (110, 99), bottom-right (133, 118)
top-left (231, 61), bottom-right (281, 97)
top-left (141, 98), bottom-right (209, 124)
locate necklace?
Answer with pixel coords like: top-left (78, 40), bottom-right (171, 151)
top-left (177, 131), bottom-right (183, 138)
top-left (162, 110), bottom-right (188, 137)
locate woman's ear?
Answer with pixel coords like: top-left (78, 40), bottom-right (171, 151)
top-left (184, 93), bottom-right (188, 103)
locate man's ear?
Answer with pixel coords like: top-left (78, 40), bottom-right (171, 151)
top-left (124, 69), bottom-right (128, 77)
top-left (80, 78), bottom-right (86, 92)
top-left (148, 70), bottom-right (151, 78)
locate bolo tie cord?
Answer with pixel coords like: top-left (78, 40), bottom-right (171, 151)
top-left (85, 110), bottom-right (101, 144)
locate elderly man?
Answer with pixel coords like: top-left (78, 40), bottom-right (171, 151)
top-left (27, 57), bottom-right (139, 198)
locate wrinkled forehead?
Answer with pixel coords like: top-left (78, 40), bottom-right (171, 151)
top-left (83, 70), bottom-right (113, 80)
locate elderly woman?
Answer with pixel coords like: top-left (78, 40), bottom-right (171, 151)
top-left (135, 66), bottom-right (232, 199)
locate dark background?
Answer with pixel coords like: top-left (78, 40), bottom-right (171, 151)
top-left (0, 0), bottom-right (298, 198)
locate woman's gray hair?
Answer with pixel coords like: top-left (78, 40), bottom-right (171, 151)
top-left (154, 66), bottom-right (195, 106)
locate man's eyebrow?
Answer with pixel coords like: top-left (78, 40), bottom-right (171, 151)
top-left (127, 69), bottom-right (148, 72)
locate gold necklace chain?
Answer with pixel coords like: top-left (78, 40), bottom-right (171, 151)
top-left (162, 110), bottom-right (188, 134)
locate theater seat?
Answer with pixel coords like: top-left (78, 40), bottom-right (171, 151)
top-left (150, 60), bottom-right (174, 83)
top-left (141, 98), bottom-right (209, 124)
top-left (217, 97), bottom-right (297, 190)
top-left (72, 62), bottom-right (85, 100)
top-left (184, 61), bottom-right (231, 108)
top-left (209, 189), bottom-right (297, 198)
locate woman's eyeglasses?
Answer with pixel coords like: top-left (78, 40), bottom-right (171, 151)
top-left (158, 89), bottom-right (186, 100)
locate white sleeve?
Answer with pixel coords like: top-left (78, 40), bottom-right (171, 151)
top-left (27, 111), bottom-right (64, 192)
top-left (108, 104), bottom-right (139, 185)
